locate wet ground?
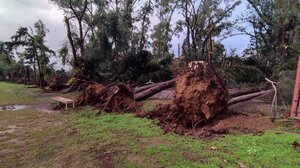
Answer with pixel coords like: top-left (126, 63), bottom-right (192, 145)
top-left (0, 105), bottom-right (27, 111)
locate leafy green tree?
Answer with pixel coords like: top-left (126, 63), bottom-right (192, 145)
top-left (151, 0), bottom-right (180, 60)
top-left (10, 20), bottom-right (55, 87)
top-left (181, 0), bottom-right (241, 64)
top-left (241, 0), bottom-right (300, 77)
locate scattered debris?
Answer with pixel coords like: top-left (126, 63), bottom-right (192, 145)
top-left (210, 146), bottom-right (217, 150)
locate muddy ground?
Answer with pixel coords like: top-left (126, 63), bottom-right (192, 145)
top-left (143, 90), bottom-right (279, 138)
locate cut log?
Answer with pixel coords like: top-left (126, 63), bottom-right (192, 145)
top-left (134, 80), bottom-right (175, 101)
top-left (228, 89), bottom-right (273, 106)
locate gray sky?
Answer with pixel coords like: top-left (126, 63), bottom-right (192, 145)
top-left (0, 0), bottom-right (67, 69)
top-left (0, 0), bottom-right (250, 70)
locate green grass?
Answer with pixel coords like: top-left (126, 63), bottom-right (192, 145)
top-left (73, 109), bottom-right (300, 167)
top-left (0, 82), bottom-right (51, 105)
top-left (1, 81), bottom-right (300, 167)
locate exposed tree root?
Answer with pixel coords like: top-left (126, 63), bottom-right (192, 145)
top-left (76, 83), bottom-right (142, 114)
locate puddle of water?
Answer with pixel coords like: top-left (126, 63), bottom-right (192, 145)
top-left (0, 105), bottom-right (27, 111)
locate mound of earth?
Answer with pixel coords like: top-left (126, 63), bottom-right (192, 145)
top-left (77, 83), bottom-right (141, 113)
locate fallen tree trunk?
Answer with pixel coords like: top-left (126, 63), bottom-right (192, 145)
top-left (145, 87), bottom-right (263, 101)
top-left (134, 83), bottom-right (157, 94)
top-left (134, 80), bottom-right (174, 101)
top-left (134, 80), bottom-right (174, 94)
top-left (229, 87), bottom-right (262, 98)
top-left (228, 89), bottom-right (273, 106)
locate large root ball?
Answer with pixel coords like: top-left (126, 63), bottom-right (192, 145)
top-left (175, 69), bottom-right (228, 122)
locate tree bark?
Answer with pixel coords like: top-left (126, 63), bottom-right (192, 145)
top-left (33, 57), bottom-right (37, 85)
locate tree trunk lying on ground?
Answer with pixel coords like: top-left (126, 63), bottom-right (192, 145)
top-left (142, 86), bottom-right (266, 101)
top-left (134, 80), bottom-right (174, 101)
top-left (229, 87), bottom-right (264, 98)
top-left (134, 82), bottom-right (159, 94)
top-left (228, 89), bottom-right (274, 106)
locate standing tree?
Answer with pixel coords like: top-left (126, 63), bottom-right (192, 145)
top-left (241, 0), bottom-right (300, 76)
top-left (51, 0), bottom-right (89, 68)
top-left (180, 0), bottom-right (241, 64)
top-left (151, 0), bottom-right (180, 60)
top-left (10, 20), bottom-right (55, 88)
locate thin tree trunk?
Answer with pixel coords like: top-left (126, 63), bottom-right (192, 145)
top-left (185, 0), bottom-right (190, 66)
top-left (33, 57), bottom-right (37, 85)
top-left (65, 17), bottom-right (78, 68)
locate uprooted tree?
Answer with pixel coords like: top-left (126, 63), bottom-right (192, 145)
top-left (137, 63), bottom-right (228, 130)
top-left (77, 82), bottom-right (141, 114)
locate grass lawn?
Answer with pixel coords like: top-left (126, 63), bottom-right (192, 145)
top-left (0, 82), bottom-right (300, 167)
top-left (0, 82), bottom-right (51, 105)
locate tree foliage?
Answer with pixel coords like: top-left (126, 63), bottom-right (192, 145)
top-left (241, 0), bottom-right (300, 77)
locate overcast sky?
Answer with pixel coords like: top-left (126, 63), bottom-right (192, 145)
top-left (0, 0), bottom-right (250, 70)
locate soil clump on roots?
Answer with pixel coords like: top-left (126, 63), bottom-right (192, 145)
top-left (77, 83), bottom-right (141, 113)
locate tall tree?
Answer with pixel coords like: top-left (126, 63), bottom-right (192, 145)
top-left (151, 0), bottom-right (180, 60)
top-left (51, 0), bottom-right (90, 68)
top-left (181, 0), bottom-right (241, 63)
top-left (241, 0), bottom-right (300, 75)
top-left (10, 20), bottom-right (55, 88)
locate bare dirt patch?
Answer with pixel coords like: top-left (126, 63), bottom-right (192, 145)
top-left (211, 114), bottom-right (274, 133)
